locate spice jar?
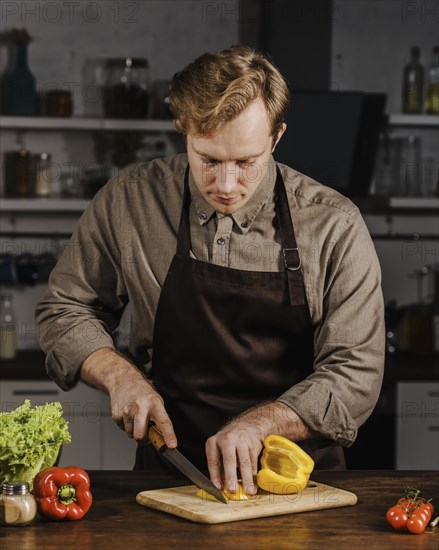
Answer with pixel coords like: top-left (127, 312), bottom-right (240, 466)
top-left (103, 57), bottom-right (150, 118)
top-left (0, 482), bottom-right (37, 526)
top-left (46, 90), bottom-right (73, 117)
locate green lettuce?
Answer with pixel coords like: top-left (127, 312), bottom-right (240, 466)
top-left (0, 400), bottom-right (71, 489)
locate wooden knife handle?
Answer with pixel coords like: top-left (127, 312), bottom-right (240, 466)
top-left (148, 424), bottom-right (167, 453)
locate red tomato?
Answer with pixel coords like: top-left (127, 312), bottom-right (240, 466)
top-left (407, 504), bottom-right (431, 534)
top-left (386, 506), bottom-right (408, 530)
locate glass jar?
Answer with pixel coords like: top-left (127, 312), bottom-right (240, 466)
top-left (4, 149), bottom-right (34, 198)
top-left (46, 90), bottom-right (73, 117)
top-left (0, 482), bottom-right (37, 526)
top-left (0, 294), bottom-right (16, 360)
top-left (35, 152), bottom-right (52, 198)
top-left (103, 57), bottom-right (150, 119)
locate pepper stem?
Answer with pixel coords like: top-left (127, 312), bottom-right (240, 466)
top-left (57, 484), bottom-right (77, 505)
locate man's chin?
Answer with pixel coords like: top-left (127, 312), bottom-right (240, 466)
top-left (210, 198), bottom-right (246, 214)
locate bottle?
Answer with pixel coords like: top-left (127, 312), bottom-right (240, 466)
top-left (0, 482), bottom-right (37, 527)
top-left (6, 30), bottom-right (37, 116)
top-left (424, 46), bottom-right (439, 115)
top-left (0, 294), bottom-right (17, 360)
top-left (4, 148), bottom-right (34, 198)
top-left (35, 153), bottom-right (52, 198)
top-left (402, 46), bottom-right (424, 114)
top-left (433, 269), bottom-right (439, 353)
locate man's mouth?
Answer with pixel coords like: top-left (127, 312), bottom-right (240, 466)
top-left (214, 195), bottom-right (239, 205)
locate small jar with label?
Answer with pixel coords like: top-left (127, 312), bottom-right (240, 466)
top-left (0, 482), bottom-right (37, 527)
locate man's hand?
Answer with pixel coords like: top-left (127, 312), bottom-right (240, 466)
top-left (80, 347), bottom-right (177, 448)
top-left (206, 401), bottom-right (313, 495)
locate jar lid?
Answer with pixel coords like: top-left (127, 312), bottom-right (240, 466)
top-left (2, 482), bottom-right (29, 495)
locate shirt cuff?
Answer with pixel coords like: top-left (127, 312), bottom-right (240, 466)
top-left (276, 381), bottom-right (358, 447)
top-left (44, 319), bottom-right (116, 391)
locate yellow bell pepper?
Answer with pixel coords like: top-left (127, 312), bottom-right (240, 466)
top-left (196, 482), bottom-right (252, 502)
top-left (256, 435), bottom-right (314, 495)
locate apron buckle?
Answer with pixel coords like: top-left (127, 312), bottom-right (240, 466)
top-left (283, 248), bottom-right (301, 271)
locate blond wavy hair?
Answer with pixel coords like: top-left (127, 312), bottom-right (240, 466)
top-left (169, 45), bottom-right (290, 138)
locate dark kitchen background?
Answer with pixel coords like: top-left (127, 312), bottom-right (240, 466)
top-left (0, 1), bottom-right (438, 471)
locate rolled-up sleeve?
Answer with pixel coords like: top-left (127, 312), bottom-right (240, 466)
top-left (35, 172), bottom-right (128, 390)
top-left (277, 209), bottom-right (385, 447)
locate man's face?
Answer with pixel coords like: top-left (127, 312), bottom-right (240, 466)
top-left (186, 98), bottom-right (286, 214)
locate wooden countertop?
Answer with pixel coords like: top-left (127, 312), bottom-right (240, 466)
top-left (0, 471), bottom-right (437, 549)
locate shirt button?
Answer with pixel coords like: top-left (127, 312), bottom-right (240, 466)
top-left (241, 221), bottom-right (249, 228)
top-left (199, 212), bottom-right (207, 221)
top-left (217, 237), bottom-right (225, 245)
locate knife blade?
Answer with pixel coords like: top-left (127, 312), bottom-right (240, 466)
top-left (148, 424), bottom-right (227, 504)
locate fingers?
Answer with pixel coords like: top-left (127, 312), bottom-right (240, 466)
top-left (221, 443), bottom-right (239, 494)
top-left (111, 389), bottom-right (177, 448)
top-left (237, 447), bottom-right (256, 495)
top-left (150, 408), bottom-right (178, 448)
top-left (207, 429), bottom-right (263, 496)
top-left (206, 439), bottom-right (223, 491)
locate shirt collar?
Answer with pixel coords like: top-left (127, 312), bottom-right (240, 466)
top-left (188, 155), bottom-right (278, 233)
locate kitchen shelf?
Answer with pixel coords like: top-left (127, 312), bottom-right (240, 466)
top-left (353, 196), bottom-right (439, 215)
top-left (0, 116), bottom-right (176, 132)
top-left (388, 114), bottom-right (439, 127)
top-left (0, 198), bottom-right (90, 212)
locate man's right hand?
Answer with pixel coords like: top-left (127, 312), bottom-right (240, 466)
top-left (80, 347), bottom-right (177, 448)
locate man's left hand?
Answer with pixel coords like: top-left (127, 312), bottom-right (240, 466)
top-left (205, 401), bottom-right (303, 496)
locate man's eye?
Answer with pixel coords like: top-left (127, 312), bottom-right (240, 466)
top-left (203, 159), bottom-right (218, 165)
top-left (237, 160), bottom-right (253, 167)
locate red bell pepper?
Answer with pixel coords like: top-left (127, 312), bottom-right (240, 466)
top-left (33, 466), bottom-right (92, 521)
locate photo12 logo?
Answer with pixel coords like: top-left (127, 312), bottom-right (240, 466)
top-left (402, 1), bottom-right (439, 23)
top-left (1, 1), bottom-right (140, 25)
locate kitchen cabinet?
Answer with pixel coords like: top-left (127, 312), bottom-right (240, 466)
top-left (0, 380), bottom-right (137, 470)
top-left (395, 381), bottom-right (439, 470)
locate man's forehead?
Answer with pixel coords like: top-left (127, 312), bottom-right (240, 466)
top-left (191, 142), bottom-right (267, 161)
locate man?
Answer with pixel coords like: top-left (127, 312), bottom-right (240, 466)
top-left (35, 45), bottom-right (385, 496)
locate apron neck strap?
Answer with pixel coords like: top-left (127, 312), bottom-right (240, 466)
top-left (176, 165), bottom-right (192, 256)
top-left (274, 167), bottom-right (307, 306)
top-left (177, 164), bottom-right (307, 306)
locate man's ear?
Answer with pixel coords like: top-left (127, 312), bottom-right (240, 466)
top-left (272, 123), bottom-right (287, 152)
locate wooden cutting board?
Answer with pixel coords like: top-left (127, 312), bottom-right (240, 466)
top-left (136, 480), bottom-right (357, 524)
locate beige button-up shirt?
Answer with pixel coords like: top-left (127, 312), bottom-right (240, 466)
top-left (35, 154), bottom-right (385, 448)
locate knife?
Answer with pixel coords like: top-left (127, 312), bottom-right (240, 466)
top-left (148, 424), bottom-right (228, 504)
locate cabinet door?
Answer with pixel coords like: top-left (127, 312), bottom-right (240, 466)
top-left (396, 381), bottom-right (439, 470)
top-left (396, 414), bottom-right (439, 470)
top-left (101, 415), bottom-right (138, 470)
top-left (57, 414), bottom-right (101, 470)
top-left (0, 380), bottom-right (102, 469)
top-left (0, 380), bottom-right (103, 415)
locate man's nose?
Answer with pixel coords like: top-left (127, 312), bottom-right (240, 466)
top-left (216, 163), bottom-right (238, 193)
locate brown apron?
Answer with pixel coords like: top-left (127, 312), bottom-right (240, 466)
top-left (134, 165), bottom-right (345, 472)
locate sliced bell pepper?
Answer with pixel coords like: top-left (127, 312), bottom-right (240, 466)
top-left (256, 435), bottom-right (314, 494)
top-left (196, 482), bottom-right (252, 502)
top-left (33, 466), bottom-right (92, 521)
